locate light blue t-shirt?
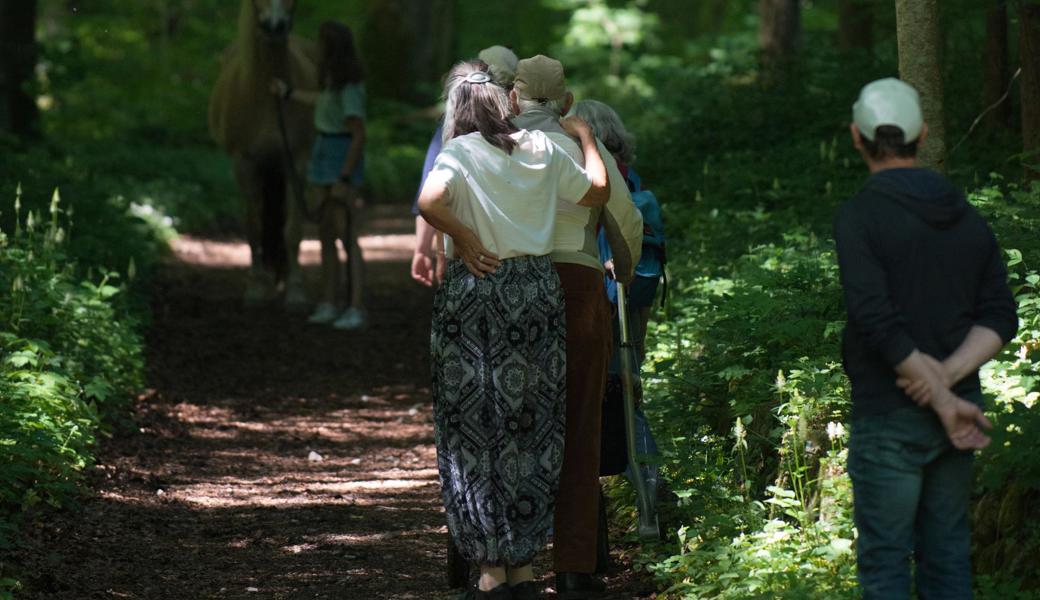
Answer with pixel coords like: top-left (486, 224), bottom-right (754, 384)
top-left (314, 83), bottom-right (365, 134)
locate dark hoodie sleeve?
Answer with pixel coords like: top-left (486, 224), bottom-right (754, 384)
top-left (834, 202), bottom-right (917, 366)
top-left (974, 228), bottom-right (1019, 343)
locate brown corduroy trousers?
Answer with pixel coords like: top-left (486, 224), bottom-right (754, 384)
top-left (552, 263), bottom-right (612, 574)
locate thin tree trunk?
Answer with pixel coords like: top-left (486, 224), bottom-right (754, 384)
top-left (759, 0), bottom-right (800, 81)
top-left (838, 0), bottom-right (873, 52)
top-left (1021, 4), bottom-right (1040, 181)
top-left (0, 0), bottom-right (40, 138)
top-left (895, 0), bottom-right (946, 171)
top-left (983, 1), bottom-right (1011, 131)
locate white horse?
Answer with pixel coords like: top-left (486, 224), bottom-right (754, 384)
top-left (209, 0), bottom-right (318, 308)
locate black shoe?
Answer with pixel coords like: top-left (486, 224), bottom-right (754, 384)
top-left (555, 572), bottom-right (606, 599)
top-left (474, 583), bottom-right (512, 599)
top-left (509, 580), bottom-right (539, 600)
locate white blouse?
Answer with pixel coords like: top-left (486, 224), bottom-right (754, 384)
top-left (425, 129), bottom-right (593, 259)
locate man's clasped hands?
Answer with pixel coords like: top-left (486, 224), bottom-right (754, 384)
top-left (897, 350), bottom-right (993, 450)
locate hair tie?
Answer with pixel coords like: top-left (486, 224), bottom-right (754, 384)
top-left (465, 71), bottom-right (492, 84)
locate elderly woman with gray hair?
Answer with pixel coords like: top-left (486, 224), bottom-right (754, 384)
top-left (418, 60), bottom-right (610, 599)
top-left (573, 98), bottom-right (665, 514)
top-left (411, 46), bottom-right (519, 287)
top-left (571, 99), bottom-right (636, 166)
top-left (572, 99), bottom-right (654, 341)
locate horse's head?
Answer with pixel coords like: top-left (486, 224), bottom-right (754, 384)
top-left (252, 0), bottom-right (295, 40)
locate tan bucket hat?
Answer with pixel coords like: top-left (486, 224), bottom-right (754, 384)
top-left (513, 55), bottom-right (567, 102)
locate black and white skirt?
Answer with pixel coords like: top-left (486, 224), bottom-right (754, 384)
top-left (431, 255), bottom-right (567, 566)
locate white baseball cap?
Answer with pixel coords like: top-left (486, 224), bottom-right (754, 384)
top-left (852, 78), bottom-right (924, 142)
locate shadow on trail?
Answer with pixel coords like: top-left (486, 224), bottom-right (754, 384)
top-left (11, 205), bottom-right (654, 599)
top-left (12, 205), bottom-right (463, 599)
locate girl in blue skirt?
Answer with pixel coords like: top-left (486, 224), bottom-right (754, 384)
top-left (272, 21), bottom-right (367, 329)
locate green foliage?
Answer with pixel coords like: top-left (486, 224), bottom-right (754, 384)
top-left (558, 3), bottom-right (1040, 594)
top-left (363, 102), bottom-right (437, 205)
top-left (0, 140), bottom-right (176, 295)
top-left (2, 1), bottom-right (1035, 597)
top-left (0, 190), bottom-right (144, 547)
top-left (968, 183), bottom-right (1040, 589)
top-left (33, 0), bottom-right (438, 206)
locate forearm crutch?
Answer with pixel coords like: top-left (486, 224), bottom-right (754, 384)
top-left (615, 281), bottom-right (661, 540)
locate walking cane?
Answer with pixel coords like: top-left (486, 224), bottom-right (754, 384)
top-left (615, 281), bottom-right (661, 540)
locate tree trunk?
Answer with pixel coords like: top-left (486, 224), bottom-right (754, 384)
top-left (838, 0), bottom-right (873, 52)
top-left (0, 0), bottom-right (40, 139)
top-left (1021, 4), bottom-right (1040, 180)
top-left (759, 0), bottom-right (800, 80)
top-left (983, 1), bottom-right (1011, 131)
top-left (895, 0), bottom-right (946, 171)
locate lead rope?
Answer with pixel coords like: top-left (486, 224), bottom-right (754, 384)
top-left (274, 96), bottom-right (325, 224)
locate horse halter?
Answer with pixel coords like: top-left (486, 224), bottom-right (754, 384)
top-left (253, 0), bottom-right (296, 38)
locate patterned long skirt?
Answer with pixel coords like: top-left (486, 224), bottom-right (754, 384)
top-left (431, 255), bottom-right (567, 566)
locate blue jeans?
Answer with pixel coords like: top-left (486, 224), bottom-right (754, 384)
top-left (848, 404), bottom-right (975, 600)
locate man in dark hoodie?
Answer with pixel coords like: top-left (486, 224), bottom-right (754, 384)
top-left (834, 78), bottom-right (1018, 599)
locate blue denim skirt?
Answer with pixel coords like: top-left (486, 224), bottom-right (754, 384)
top-left (307, 133), bottom-right (364, 187)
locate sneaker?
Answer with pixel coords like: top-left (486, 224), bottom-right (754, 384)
top-left (332, 307), bottom-right (367, 330)
top-left (307, 303), bottom-right (339, 324)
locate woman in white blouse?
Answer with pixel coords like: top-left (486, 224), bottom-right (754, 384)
top-left (418, 60), bottom-right (609, 600)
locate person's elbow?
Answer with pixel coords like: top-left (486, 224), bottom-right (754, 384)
top-left (417, 184), bottom-right (446, 219)
top-left (976, 314), bottom-right (1019, 346)
top-left (416, 188), bottom-right (435, 216)
top-left (417, 195), bottom-right (435, 217)
top-left (578, 179), bottom-right (610, 207)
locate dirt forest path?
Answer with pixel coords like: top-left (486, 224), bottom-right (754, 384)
top-left (13, 205), bottom-right (652, 600)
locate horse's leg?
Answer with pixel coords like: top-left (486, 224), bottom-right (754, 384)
top-left (235, 158), bottom-right (277, 306)
top-left (283, 176), bottom-right (309, 312)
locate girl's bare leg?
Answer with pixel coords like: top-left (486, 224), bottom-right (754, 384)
top-left (343, 204), bottom-right (365, 310)
top-left (316, 188), bottom-right (342, 306)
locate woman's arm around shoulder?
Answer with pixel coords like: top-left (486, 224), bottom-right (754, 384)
top-left (560, 116), bottom-right (610, 207)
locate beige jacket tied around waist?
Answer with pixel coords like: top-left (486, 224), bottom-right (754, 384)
top-left (512, 108), bottom-right (643, 283)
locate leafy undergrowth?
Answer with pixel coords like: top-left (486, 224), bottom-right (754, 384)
top-left (608, 156), bottom-right (1040, 598)
top-left (0, 182), bottom-right (164, 598)
top-left (580, 35), bottom-right (1040, 599)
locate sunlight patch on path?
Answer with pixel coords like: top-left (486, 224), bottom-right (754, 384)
top-left (171, 473), bottom-right (440, 509)
top-left (171, 233), bottom-right (415, 267)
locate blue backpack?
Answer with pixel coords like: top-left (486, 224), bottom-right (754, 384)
top-left (626, 169), bottom-right (666, 278)
top-left (598, 167), bottom-right (668, 306)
